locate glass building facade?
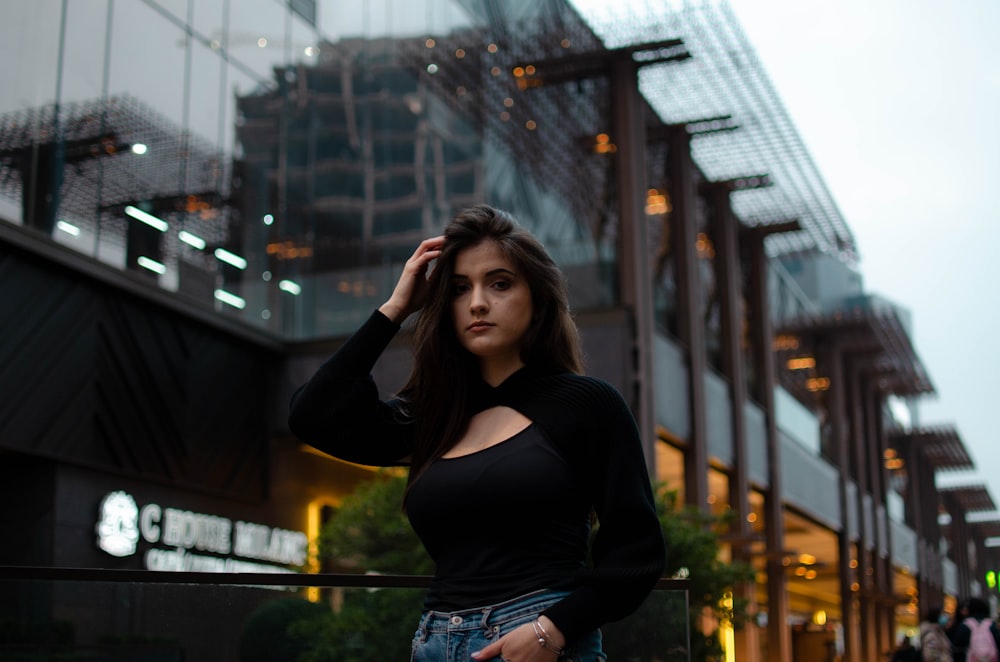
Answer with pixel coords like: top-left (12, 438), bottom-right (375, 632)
top-left (2, 0), bottom-right (621, 339)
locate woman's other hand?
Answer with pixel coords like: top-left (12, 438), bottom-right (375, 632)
top-left (470, 616), bottom-right (566, 661)
top-left (378, 236), bottom-right (444, 324)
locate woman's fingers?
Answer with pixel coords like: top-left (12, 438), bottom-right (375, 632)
top-left (409, 236), bottom-right (445, 268)
top-left (379, 236), bottom-right (445, 323)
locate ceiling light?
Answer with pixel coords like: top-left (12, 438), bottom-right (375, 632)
top-left (214, 248), bottom-right (247, 269)
top-left (125, 205), bottom-right (167, 232)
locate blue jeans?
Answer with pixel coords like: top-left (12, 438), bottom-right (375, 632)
top-left (410, 589), bottom-right (605, 662)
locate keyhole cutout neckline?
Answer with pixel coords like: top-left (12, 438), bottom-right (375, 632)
top-left (441, 406), bottom-right (533, 459)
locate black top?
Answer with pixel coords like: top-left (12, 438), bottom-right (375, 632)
top-left (407, 424), bottom-right (591, 610)
top-left (288, 310), bottom-right (666, 644)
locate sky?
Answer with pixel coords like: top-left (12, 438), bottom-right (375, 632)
top-left (722, 0), bottom-right (1000, 512)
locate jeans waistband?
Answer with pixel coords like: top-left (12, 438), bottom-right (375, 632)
top-left (420, 589), bottom-right (569, 633)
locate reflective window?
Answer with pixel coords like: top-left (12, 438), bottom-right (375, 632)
top-left (60, 0), bottom-right (110, 107)
top-left (0, 0), bottom-right (619, 339)
top-left (191, 0), bottom-right (227, 43)
top-left (107, 2), bottom-right (187, 131)
top-left (228, 0), bottom-right (291, 82)
top-left (0, 0), bottom-right (62, 114)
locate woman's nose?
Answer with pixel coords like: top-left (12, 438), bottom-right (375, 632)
top-left (469, 286), bottom-right (488, 313)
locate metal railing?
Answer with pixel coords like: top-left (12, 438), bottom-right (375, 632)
top-left (0, 566), bottom-right (690, 662)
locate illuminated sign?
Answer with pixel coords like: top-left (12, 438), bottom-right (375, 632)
top-left (95, 491), bottom-right (307, 574)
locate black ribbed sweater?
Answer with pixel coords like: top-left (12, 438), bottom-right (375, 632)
top-left (288, 310), bottom-right (665, 644)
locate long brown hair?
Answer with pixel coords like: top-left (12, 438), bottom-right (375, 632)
top-left (401, 205), bottom-right (583, 496)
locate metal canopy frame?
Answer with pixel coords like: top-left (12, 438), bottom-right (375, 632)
top-left (972, 520), bottom-right (1000, 540)
top-left (572, 0), bottom-right (858, 262)
top-left (888, 425), bottom-right (973, 472)
top-left (938, 485), bottom-right (997, 514)
top-left (775, 304), bottom-right (934, 399)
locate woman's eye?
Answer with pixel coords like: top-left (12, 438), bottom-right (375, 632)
top-left (453, 283), bottom-right (470, 296)
top-left (492, 280), bottom-right (511, 290)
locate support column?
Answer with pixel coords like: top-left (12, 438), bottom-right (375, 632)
top-left (610, 55), bottom-right (657, 471)
top-left (824, 342), bottom-right (861, 662)
top-left (847, 361), bottom-right (877, 662)
top-left (709, 185), bottom-right (757, 661)
top-left (667, 125), bottom-right (709, 510)
top-left (746, 231), bottom-right (791, 662)
top-left (945, 493), bottom-right (972, 599)
top-left (863, 378), bottom-right (893, 660)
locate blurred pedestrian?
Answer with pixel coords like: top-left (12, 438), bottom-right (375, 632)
top-left (920, 606), bottom-right (953, 662)
top-left (948, 597), bottom-right (999, 662)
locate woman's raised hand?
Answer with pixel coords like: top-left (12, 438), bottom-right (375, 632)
top-left (378, 236), bottom-right (445, 324)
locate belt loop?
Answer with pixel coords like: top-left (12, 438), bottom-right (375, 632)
top-left (481, 604), bottom-right (494, 633)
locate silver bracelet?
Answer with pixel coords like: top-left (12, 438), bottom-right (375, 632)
top-left (531, 619), bottom-right (564, 655)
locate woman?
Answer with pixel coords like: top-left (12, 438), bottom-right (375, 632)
top-left (289, 205), bottom-right (666, 661)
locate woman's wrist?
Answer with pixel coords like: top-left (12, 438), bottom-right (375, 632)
top-left (535, 615), bottom-right (566, 651)
top-left (378, 301), bottom-right (406, 325)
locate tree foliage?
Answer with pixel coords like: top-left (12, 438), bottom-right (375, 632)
top-left (656, 485), bottom-right (757, 661)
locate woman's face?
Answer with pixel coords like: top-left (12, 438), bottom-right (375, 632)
top-left (450, 241), bottom-right (533, 378)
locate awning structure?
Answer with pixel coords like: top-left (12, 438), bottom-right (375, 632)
top-left (888, 425), bottom-right (974, 473)
top-left (938, 485), bottom-right (997, 514)
top-left (571, 0), bottom-right (858, 262)
top-left (774, 297), bottom-right (934, 401)
top-left (972, 520), bottom-right (1000, 540)
top-left (384, 0), bottom-right (858, 260)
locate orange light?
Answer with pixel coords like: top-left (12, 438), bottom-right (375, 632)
top-left (266, 241), bottom-right (314, 260)
top-left (512, 66), bottom-right (525, 77)
top-left (525, 120), bottom-right (537, 130)
top-left (806, 377), bottom-right (831, 392)
top-left (786, 356), bottom-right (816, 370)
top-left (455, 48), bottom-right (465, 58)
top-left (594, 134), bottom-right (618, 154)
top-left (695, 232), bottom-right (715, 259)
top-left (773, 335), bottom-right (800, 351)
top-left (425, 38), bottom-right (435, 48)
top-left (645, 188), bottom-right (669, 214)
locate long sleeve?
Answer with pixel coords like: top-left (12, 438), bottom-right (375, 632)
top-left (287, 309), bottom-right (415, 466)
top-left (526, 376), bottom-right (666, 643)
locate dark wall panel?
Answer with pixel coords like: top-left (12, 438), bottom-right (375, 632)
top-left (0, 241), bottom-right (277, 500)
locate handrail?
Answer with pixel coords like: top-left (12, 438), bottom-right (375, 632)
top-left (0, 565), bottom-right (690, 591)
